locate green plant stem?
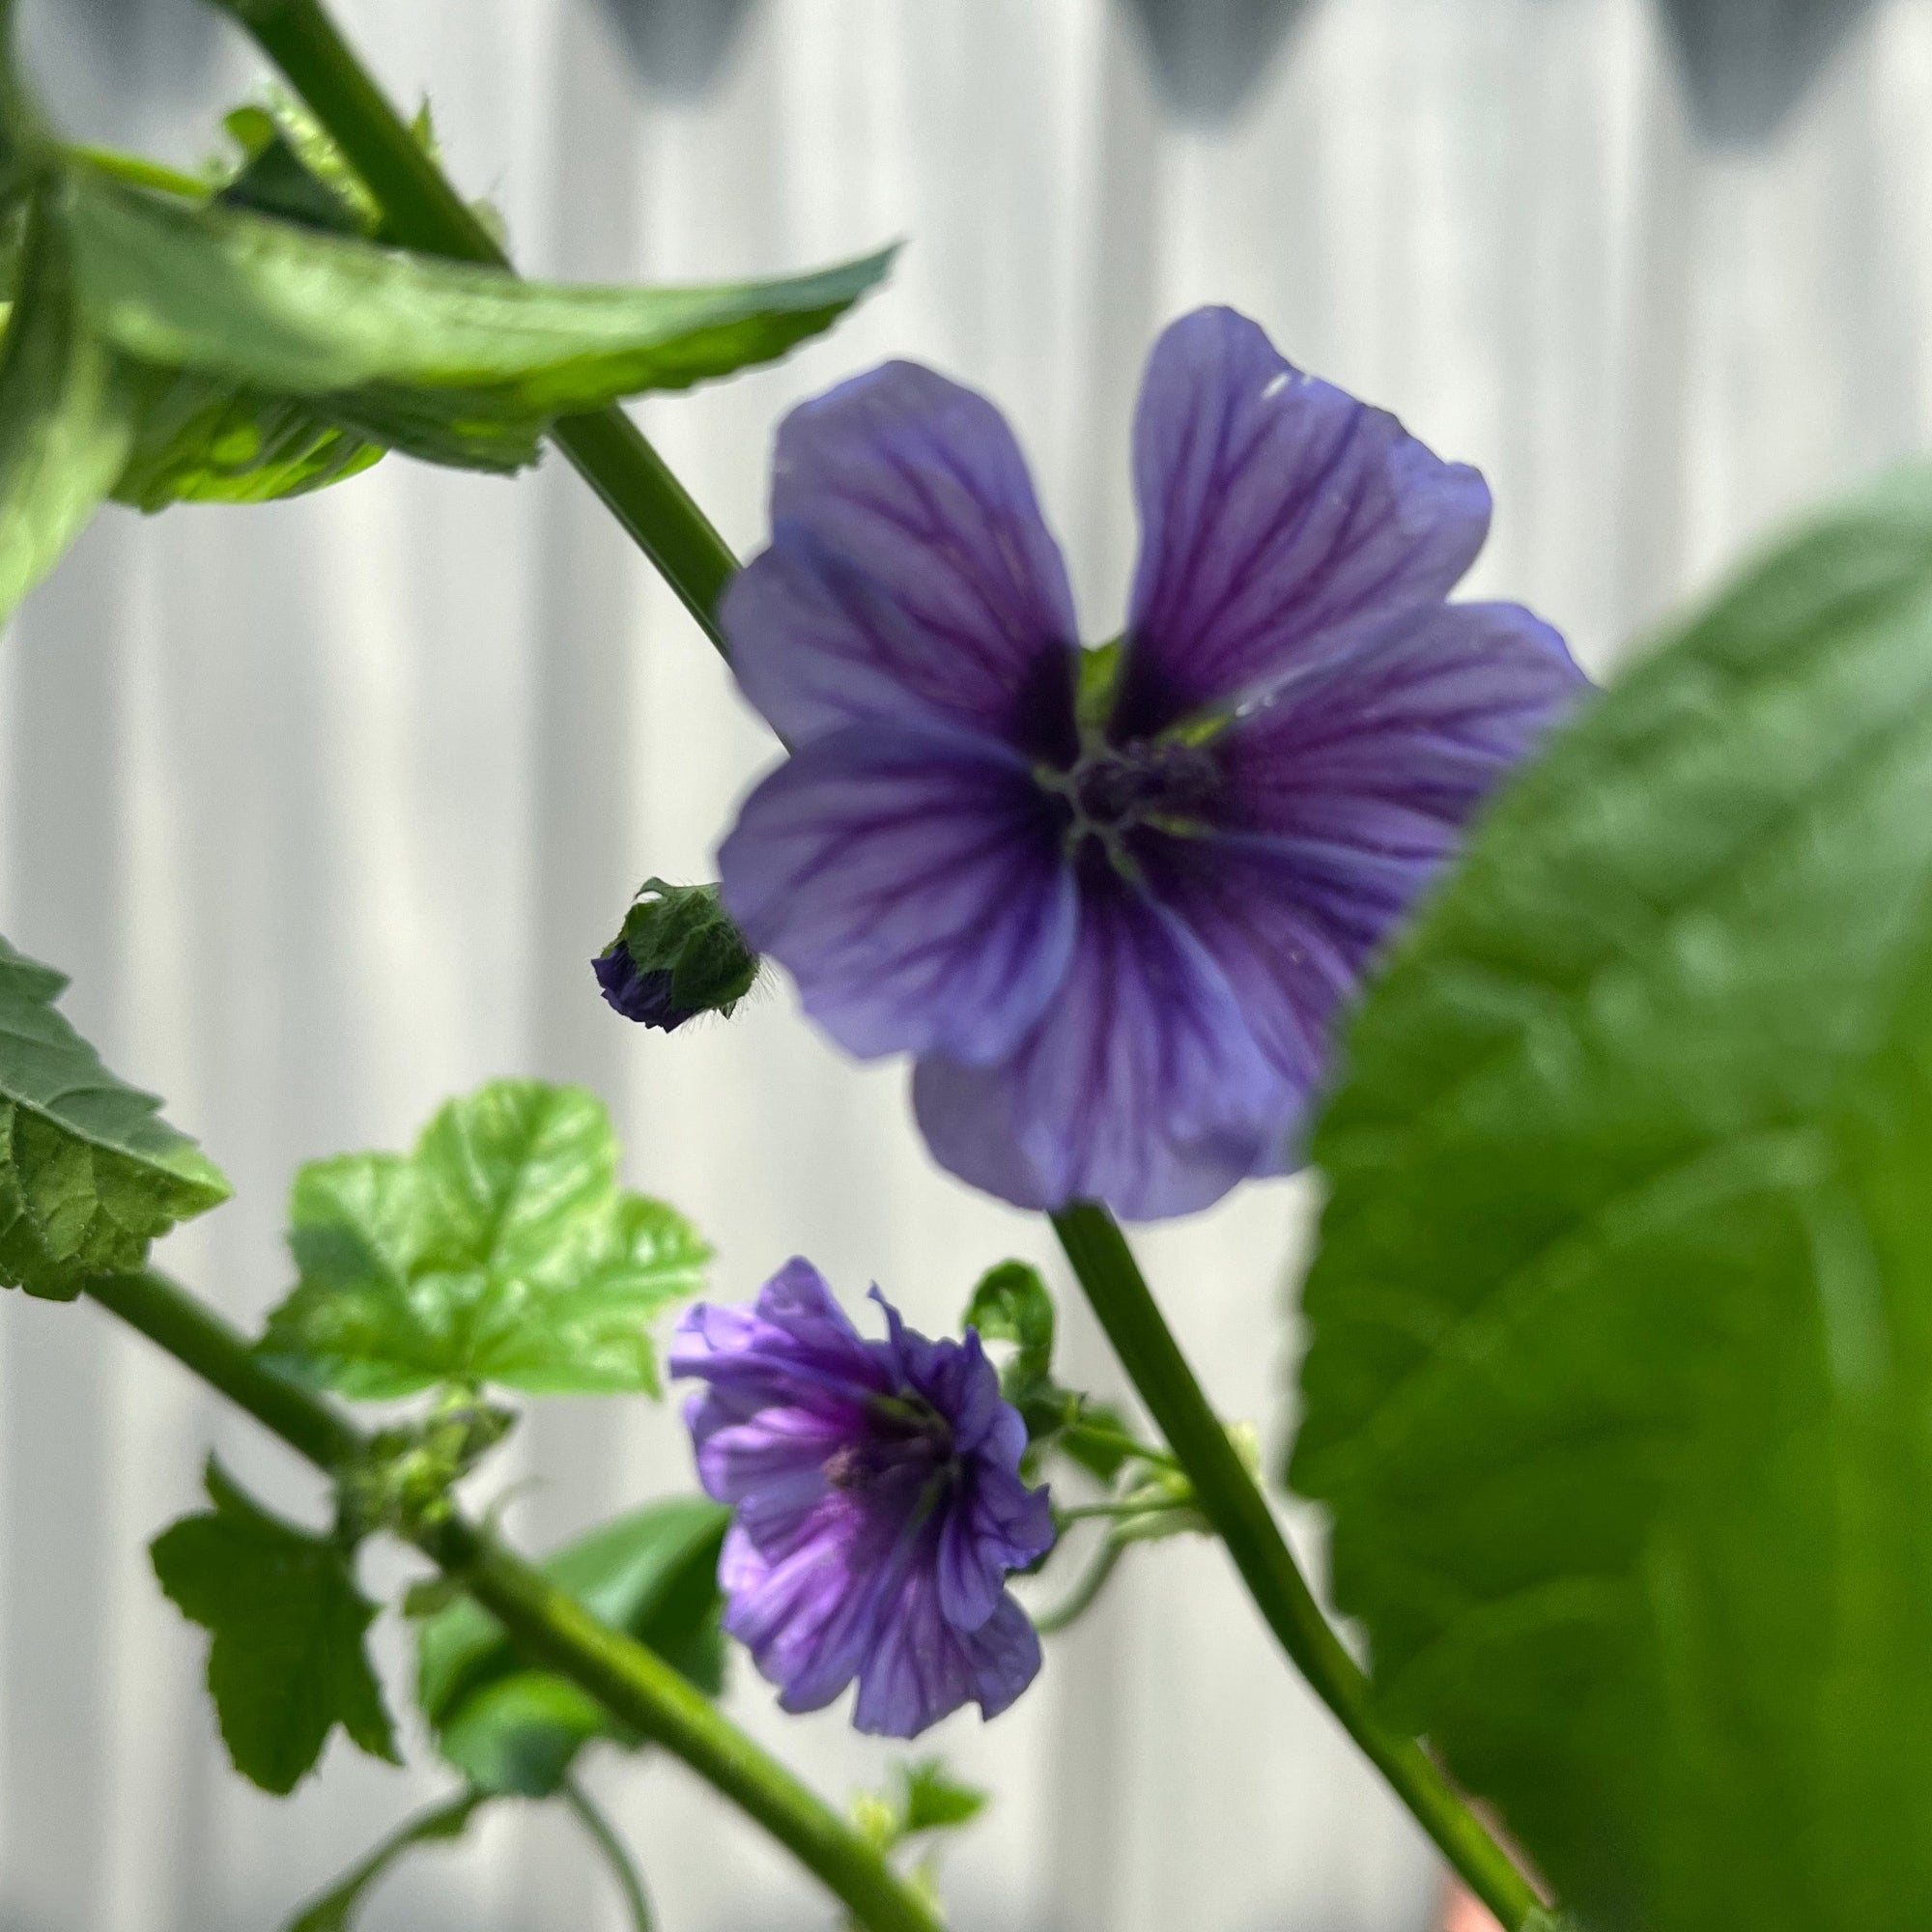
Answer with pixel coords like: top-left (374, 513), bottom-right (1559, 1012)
top-left (1032, 1535), bottom-right (1124, 1637)
top-left (562, 1775), bottom-right (655, 1932)
top-left (1049, 1204), bottom-right (1542, 1930)
top-left (82, 1266), bottom-right (942, 1932)
top-left (212, 0), bottom-right (738, 649)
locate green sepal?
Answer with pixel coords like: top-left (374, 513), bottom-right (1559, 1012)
top-left (962, 1259), bottom-right (1054, 1390)
top-left (0, 935), bottom-right (229, 1300)
top-left (601, 878), bottom-right (759, 1029)
top-left (151, 1458), bottom-right (398, 1795)
top-left (415, 1495), bottom-right (727, 1796)
top-left (259, 1078), bottom-right (708, 1398)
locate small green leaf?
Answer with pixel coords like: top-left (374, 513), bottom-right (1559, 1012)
top-left (217, 117), bottom-right (364, 237)
top-left (1293, 462), bottom-right (1932, 1932)
top-left (259, 1079), bottom-right (707, 1397)
top-left (69, 173), bottom-right (893, 469)
top-left (0, 935), bottom-right (229, 1300)
top-left (282, 1790), bottom-right (486, 1932)
top-left (0, 187), bottom-right (137, 628)
top-left (151, 1459), bottom-right (398, 1795)
top-left (417, 1496), bottom-right (726, 1792)
top-left (962, 1260), bottom-right (1055, 1391)
top-left (898, 1758), bottom-right (987, 1836)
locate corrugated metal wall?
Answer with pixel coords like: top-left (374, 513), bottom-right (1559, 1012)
top-left (0, 2), bottom-right (1914, 1926)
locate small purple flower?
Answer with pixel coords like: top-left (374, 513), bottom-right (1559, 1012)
top-left (719, 306), bottom-right (1588, 1219)
top-left (669, 1259), bottom-right (1055, 1738)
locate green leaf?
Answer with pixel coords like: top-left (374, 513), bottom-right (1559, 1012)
top-left (282, 1791), bottom-right (485, 1932)
top-left (259, 1079), bottom-right (708, 1397)
top-left (1291, 463), bottom-right (1932, 1932)
top-left (112, 365), bottom-right (382, 509)
top-left (898, 1758), bottom-right (986, 1836)
top-left (436, 1671), bottom-right (607, 1797)
top-left (68, 172), bottom-right (893, 469)
top-left (217, 114), bottom-right (365, 237)
top-left (962, 1259), bottom-right (1055, 1390)
top-left (0, 188), bottom-right (137, 628)
top-left (151, 1459), bottom-right (398, 1794)
top-left (416, 1496), bottom-right (727, 1794)
top-left (0, 935), bottom-right (229, 1299)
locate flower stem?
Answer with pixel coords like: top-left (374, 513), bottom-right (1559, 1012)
top-left (80, 1266), bottom-right (944, 1932)
top-left (562, 1775), bottom-right (655, 1932)
top-left (1048, 1204), bottom-right (1542, 1930)
top-left (1032, 1534), bottom-right (1125, 1636)
top-left (208, 0), bottom-right (738, 650)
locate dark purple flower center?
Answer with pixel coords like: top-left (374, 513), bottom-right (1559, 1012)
top-left (1039, 734), bottom-right (1224, 860)
top-left (825, 1391), bottom-right (956, 1494)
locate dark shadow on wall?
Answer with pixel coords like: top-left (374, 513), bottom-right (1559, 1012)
top-left (1657, 0), bottom-right (1876, 143)
top-left (1120, 0), bottom-right (1314, 125)
top-left (591, 0), bottom-right (759, 99)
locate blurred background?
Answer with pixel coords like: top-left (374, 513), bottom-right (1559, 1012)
top-left (0, 0), bottom-right (1926, 1926)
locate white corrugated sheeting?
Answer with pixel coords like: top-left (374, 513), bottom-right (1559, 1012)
top-left (0, 1), bottom-right (1920, 1926)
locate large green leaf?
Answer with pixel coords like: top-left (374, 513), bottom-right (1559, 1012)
top-left (416, 1495), bottom-right (727, 1796)
top-left (1290, 464), bottom-right (1932, 1932)
top-left (69, 173), bottom-right (892, 469)
top-left (259, 1079), bottom-right (707, 1397)
top-left (0, 190), bottom-right (136, 626)
top-left (152, 1460), bottom-right (398, 1795)
top-left (0, 936), bottom-right (229, 1299)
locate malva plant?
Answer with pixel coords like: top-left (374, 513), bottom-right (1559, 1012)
top-left (0, 3), bottom-right (1926, 1931)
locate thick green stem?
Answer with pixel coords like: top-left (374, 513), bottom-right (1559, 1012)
top-left (82, 1267), bottom-right (942, 1932)
top-left (210, 0), bottom-right (738, 647)
top-left (1050, 1204), bottom-right (1541, 1929)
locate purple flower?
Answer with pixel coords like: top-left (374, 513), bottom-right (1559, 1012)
top-left (669, 1259), bottom-right (1055, 1738)
top-left (718, 306), bottom-right (1588, 1219)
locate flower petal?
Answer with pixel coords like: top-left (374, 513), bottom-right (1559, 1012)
top-left (852, 1572), bottom-right (1043, 1738)
top-left (670, 1258), bottom-right (893, 1416)
top-left (1136, 600), bottom-right (1588, 1155)
top-left (937, 1459), bottom-right (1057, 1631)
top-left (719, 724), bottom-right (1078, 1065)
top-left (724, 361), bottom-right (1081, 759)
top-left (1113, 306), bottom-right (1492, 737)
top-left (912, 862), bottom-right (1284, 1220)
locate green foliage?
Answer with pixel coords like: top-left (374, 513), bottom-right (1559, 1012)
top-left (68, 171), bottom-right (894, 470)
top-left (898, 1758), bottom-right (988, 1835)
top-left (415, 1496), bottom-right (728, 1795)
top-left (151, 1460), bottom-right (398, 1795)
top-left (962, 1259), bottom-right (1054, 1386)
top-left (961, 1258), bottom-right (1136, 1482)
top-left (601, 878), bottom-right (759, 1030)
top-left (1292, 463), bottom-right (1932, 1932)
top-left (0, 190), bottom-right (136, 627)
top-left (259, 1079), bottom-right (708, 1398)
top-left (282, 1791), bottom-right (485, 1932)
top-left (0, 935), bottom-right (229, 1299)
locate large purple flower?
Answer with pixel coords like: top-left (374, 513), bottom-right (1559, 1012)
top-left (669, 1259), bottom-right (1054, 1738)
top-left (719, 306), bottom-right (1588, 1219)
